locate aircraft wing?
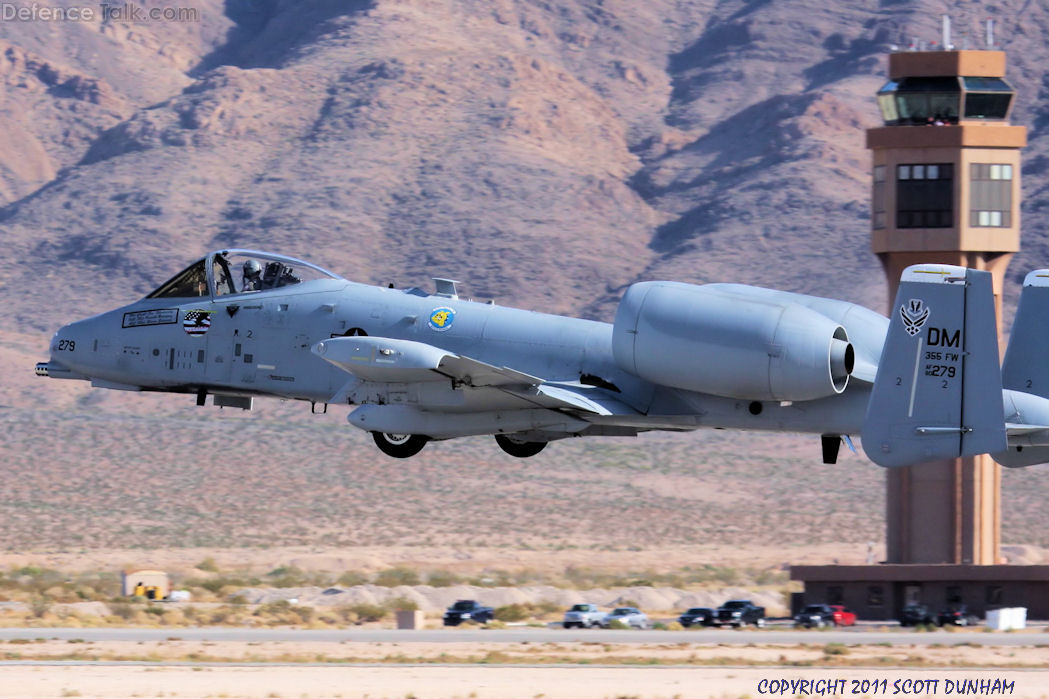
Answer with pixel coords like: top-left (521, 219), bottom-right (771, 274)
top-left (313, 336), bottom-right (641, 418)
top-left (313, 336), bottom-right (540, 386)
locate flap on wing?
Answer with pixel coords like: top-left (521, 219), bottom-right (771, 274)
top-left (497, 382), bottom-right (649, 421)
top-left (313, 336), bottom-right (541, 387)
top-left (437, 354), bottom-right (540, 387)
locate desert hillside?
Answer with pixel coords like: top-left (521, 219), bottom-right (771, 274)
top-left (4, 0), bottom-right (1049, 332)
top-left (2, 1), bottom-right (1049, 555)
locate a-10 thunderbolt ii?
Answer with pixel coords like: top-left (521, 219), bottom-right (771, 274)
top-left (33, 249), bottom-right (1049, 467)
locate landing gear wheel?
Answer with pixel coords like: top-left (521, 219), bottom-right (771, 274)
top-left (372, 432), bottom-right (428, 458)
top-left (495, 434), bottom-right (547, 458)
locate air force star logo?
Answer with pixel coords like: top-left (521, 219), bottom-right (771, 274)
top-left (900, 299), bottom-right (930, 337)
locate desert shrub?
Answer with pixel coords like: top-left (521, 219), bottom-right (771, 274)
top-left (374, 567), bottom-right (420, 587)
top-left (347, 603), bottom-right (387, 622)
top-left (256, 600), bottom-right (291, 614)
top-left (195, 557), bottom-right (219, 572)
top-left (253, 600), bottom-right (315, 626)
top-left (607, 618), bottom-right (630, 630)
top-left (188, 575), bottom-right (255, 594)
top-left (108, 603), bottom-right (135, 621)
top-left (385, 596), bottom-right (418, 612)
top-left (534, 601), bottom-right (561, 616)
top-left (266, 566), bottom-right (311, 588)
top-left (329, 603), bottom-right (389, 624)
top-left (29, 596), bottom-right (51, 618)
top-left (665, 621), bottom-right (684, 631)
top-left (494, 604), bottom-right (530, 622)
top-left (823, 643), bottom-right (849, 656)
top-left (336, 571), bottom-right (368, 587)
top-left (426, 570), bottom-right (464, 587)
top-left (208, 606), bottom-right (243, 625)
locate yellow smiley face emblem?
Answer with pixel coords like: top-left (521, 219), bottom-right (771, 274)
top-left (428, 307), bottom-right (456, 332)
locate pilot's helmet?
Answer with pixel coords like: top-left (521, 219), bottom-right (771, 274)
top-left (243, 259), bottom-right (262, 280)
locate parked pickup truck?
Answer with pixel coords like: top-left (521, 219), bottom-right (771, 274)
top-left (443, 599), bottom-right (494, 626)
top-left (563, 603), bottom-right (604, 628)
top-left (794, 603), bottom-right (836, 628)
top-left (714, 600), bottom-right (766, 628)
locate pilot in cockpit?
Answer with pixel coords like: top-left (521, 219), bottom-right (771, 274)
top-left (242, 259), bottom-right (262, 291)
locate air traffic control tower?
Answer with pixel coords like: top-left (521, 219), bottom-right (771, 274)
top-left (869, 49), bottom-right (1023, 566)
top-left (792, 48), bottom-right (1049, 621)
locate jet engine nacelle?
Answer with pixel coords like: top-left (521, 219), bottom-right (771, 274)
top-left (612, 282), bottom-right (854, 402)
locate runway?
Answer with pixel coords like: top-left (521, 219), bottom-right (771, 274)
top-left (1, 625), bottom-right (1045, 646)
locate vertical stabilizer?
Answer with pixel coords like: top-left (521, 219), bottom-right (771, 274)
top-left (1002, 270), bottom-right (1049, 397)
top-left (862, 265), bottom-right (1006, 467)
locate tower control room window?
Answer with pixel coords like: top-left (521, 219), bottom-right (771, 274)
top-left (896, 163), bottom-right (953, 228)
top-left (970, 163), bottom-right (1013, 228)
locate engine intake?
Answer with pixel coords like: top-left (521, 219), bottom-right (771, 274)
top-left (612, 282), bottom-right (854, 402)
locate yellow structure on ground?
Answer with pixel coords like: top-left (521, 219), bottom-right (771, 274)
top-left (121, 569), bottom-right (170, 599)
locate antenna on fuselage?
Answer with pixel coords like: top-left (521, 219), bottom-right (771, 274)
top-left (433, 278), bottom-right (460, 299)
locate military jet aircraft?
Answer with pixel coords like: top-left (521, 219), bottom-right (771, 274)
top-left (34, 249), bottom-right (1049, 467)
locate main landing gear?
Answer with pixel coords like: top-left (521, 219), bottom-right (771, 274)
top-left (371, 432), bottom-right (429, 458)
top-left (494, 434), bottom-right (547, 458)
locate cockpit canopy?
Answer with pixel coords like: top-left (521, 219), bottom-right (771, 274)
top-left (146, 250), bottom-right (343, 300)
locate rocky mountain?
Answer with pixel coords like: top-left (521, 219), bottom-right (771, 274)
top-left (2, 0), bottom-right (1048, 335)
top-left (3, 1), bottom-right (1049, 552)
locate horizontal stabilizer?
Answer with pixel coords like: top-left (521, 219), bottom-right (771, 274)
top-left (862, 265), bottom-right (1006, 467)
top-left (993, 446), bottom-right (1049, 467)
top-left (993, 389), bottom-right (1049, 466)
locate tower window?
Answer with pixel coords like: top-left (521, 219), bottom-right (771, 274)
top-left (970, 163), bottom-right (1013, 228)
top-left (872, 165), bottom-right (887, 229)
top-left (896, 163), bottom-right (953, 228)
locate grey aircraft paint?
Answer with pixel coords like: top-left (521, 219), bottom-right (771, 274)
top-left (34, 249), bottom-right (1049, 465)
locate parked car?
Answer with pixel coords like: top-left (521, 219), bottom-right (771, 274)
top-left (899, 604), bottom-right (934, 626)
top-left (563, 603), bottom-right (605, 628)
top-left (829, 605), bottom-right (857, 627)
top-left (678, 607), bottom-right (715, 628)
top-left (442, 599), bottom-right (494, 626)
top-left (937, 604), bottom-right (980, 627)
top-left (715, 600), bottom-right (766, 628)
top-left (601, 607), bottom-right (649, 629)
top-left (794, 604), bottom-right (836, 628)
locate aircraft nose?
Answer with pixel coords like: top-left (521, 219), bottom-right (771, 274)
top-left (37, 319), bottom-right (94, 381)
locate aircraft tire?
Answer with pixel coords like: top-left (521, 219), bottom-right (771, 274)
top-left (372, 432), bottom-right (428, 458)
top-left (494, 434), bottom-right (547, 458)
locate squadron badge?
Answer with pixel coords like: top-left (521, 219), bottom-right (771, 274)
top-left (183, 309), bottom-right (213, 336)
top-left (428, 307), bottom-right (456, 332)
top-left (900, 299), bottom-right (930, 337)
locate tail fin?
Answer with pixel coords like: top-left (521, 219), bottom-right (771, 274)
top-left (861, 264), bottom-right (1006, 467)
top-left (994, 271), bottom-right (1049, 467)
top-left (1002, 270), bottom-right (1049, 396)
